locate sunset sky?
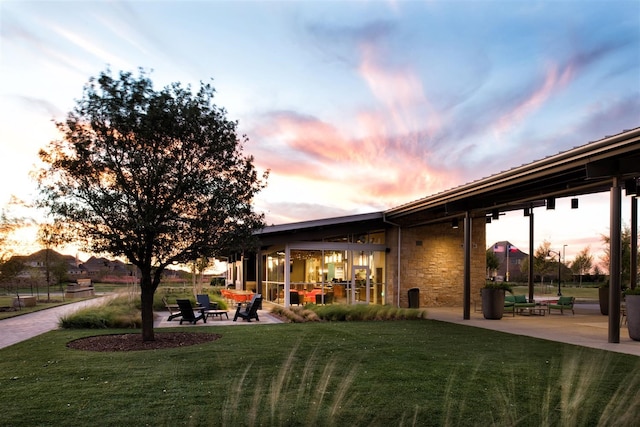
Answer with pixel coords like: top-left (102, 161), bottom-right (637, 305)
top-left (1, 0), bottom-right (639, 266)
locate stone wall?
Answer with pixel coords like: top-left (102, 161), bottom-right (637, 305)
top-left (385, 218), bottom-right (486, 308)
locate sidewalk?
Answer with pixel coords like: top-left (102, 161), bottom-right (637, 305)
top-left (0, 296), bottom-right (113, 349)
top-left (426, 303), bottom-right (640, 357)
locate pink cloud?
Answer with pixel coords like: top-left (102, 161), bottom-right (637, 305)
top-left (493, 62), bottom-right (573, 136)
top-left (357, 40), bottom-right (442, 140)
top-left (248, 109), bottom-right (459, 212)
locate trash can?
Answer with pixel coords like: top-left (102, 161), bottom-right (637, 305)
top-left (408, 288), bottom-right (420, 308)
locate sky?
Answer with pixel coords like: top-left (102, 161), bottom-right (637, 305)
top-left (1, 0), bottom-right (639, 267)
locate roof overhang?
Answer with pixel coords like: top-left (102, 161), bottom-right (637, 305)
top-left (255, 212), bottom-right (388, 247)
top-left (384, 127), bottom-right (640, 227)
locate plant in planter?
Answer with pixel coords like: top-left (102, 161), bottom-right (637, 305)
top-left (598, 282), bottom-right (609, 315)
top-left (481, 281), bottom-right (512, 320)
top-left (624, 287), bottom-right (640, 341)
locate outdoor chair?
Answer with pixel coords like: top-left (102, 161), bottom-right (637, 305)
top-left (315, 291), bottom-right (334, 305)
top-left (548, 296), bottom-right (575, 315)
top-left (233, 294), bottom-right (262, 322)
top-left (505, 294), bottom-right (536, 315)
top-left (196, 294), bottom-right (215, 310)
top-left (163, 296), bottom-right (182, 321)
top-left (290, 291), bottom-right (301, 306)
top-left (176, 299), bottom-right (206, 324)
top-left (196, 294), bottom-right (229, 320)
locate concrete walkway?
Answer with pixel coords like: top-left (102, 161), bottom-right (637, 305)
top-left (0, 296), bottom-right (113, 349)
top-left (426, 303), bottom-right (640, 357)
top-left (1, 299), bottom-right (638, 357)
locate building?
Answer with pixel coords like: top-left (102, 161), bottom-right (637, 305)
top-left (229, 127), bottom-right (639, 343)
top-left (488, 241), bottom-right (528, 282)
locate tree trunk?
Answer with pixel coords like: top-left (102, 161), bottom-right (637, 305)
top-left (140, 272), bottom-right (155, 342)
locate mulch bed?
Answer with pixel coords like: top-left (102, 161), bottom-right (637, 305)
top-left (67, 332), bottom-right (221, 352)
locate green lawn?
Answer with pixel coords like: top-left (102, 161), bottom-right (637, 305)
top-left (1, 321), bottom-right (639, 426)
top-left (510, 284), bottom-right (599, 300)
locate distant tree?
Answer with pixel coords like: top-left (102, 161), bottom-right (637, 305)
top-left (570, 246), bottom-right (593, 287)
top-left (521, 240), bottom-right (559, 283)
top-left (593, 265), bottom-right (603, 282)
top-left (36, 221), bottom-right (66, 302)
top-left (600, 225), bottom-right (638, 286)
top-left (486, 250), bottom-right (500, 278)
top-left (37, 69), bottom-right (267, 341)
top-left (0, 208), bottom-right (23, 264)
top-left (0, 208), bottom-right (26, 296)
top-left (0, 257), bottom-right (25, 296)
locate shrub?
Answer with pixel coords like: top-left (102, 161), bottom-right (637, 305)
top-left (59, 294), bottom-right (142, 329)
top-left (271, 304), bottom-right (427, 322)
top-left (270, 305), bottom-right (320, 323)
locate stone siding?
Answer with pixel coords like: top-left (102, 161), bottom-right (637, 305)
top-left (385, 218), bottom-right (486, 308)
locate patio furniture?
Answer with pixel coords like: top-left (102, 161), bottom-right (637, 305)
top-left (197, 294), bottom-right (229, 320)
top-left (290, 291), bottom-right (301, 306)
top-left (503, 296), bottom-right (516, 317)
top-left (548, 296), bottom-right (575, 315)
top-left (176, 299), bottom-right (206, 324)
top-left (163, 296), bottom-right (182, 321)
top-left (505, 294), bottom-right (537, 316)
top-left (315, 291), bottom-right (334, 305)
top-left (233, 294), bottom-right (262, 322)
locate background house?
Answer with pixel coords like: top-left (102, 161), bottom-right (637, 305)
top-left (488, 241), bottom-right (528, 282)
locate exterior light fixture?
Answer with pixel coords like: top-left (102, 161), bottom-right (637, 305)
top-left (571, 198), bottom-right (579, 209)
top-left (524, 207), bottom-right (531, 216)
top-left (546, 197), bottom-right (555, 210)
top-left (625, 177), bottom-right (639, 196)
top-left (452, 218), bottom-right (459, 229)
top-left (492, 209), bottom-right (499, 220)
top-left (486, 216), bottom-right (492, 224)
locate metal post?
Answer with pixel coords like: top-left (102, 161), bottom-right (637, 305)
top-left (632, 196), bottom-right (638, 290)
top-left (463, 212), bottom-right (471, 320)
top-left (528, 211), bottom-right (534, 303)
top-left (557, 254), bottom-right (562, 296)
top-left (609, 177), bottom-right (621, 343)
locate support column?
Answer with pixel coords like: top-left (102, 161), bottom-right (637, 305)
top-left (284, 246), bottom-right (291, 307)
top-left (609, 178), bottom-right (622, 343)
top-left (631, 196), bottom-right (638, 290)
top-left (528, 211), bottom-right (535, 303)
top-left (463, 212), bottom-right (472, 320)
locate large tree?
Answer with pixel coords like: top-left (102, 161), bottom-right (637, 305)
top-left (38, 69), bottom-right (267, 341)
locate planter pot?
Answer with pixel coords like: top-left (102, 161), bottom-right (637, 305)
top-left (599, 287), bottom-right (609, 315)
top-left (626, 294), bottom-right (640, 341)
top-left (481, 288), bottom-right (505, 320)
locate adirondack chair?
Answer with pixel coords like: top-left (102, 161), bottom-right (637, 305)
top-left (233, 294), bottom-right (262, 322)
top-left (176, 299), bottom-right (206, 324)
top-left (163, 296), bottom-right (182, 321)
top-left (197, 294), bottom-right (229, 320)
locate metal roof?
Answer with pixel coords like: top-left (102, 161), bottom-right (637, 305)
top-left (256, 212), bottom-right (387, 245)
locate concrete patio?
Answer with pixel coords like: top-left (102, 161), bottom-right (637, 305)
top-left (425, 302), bottom-right (640, 357)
